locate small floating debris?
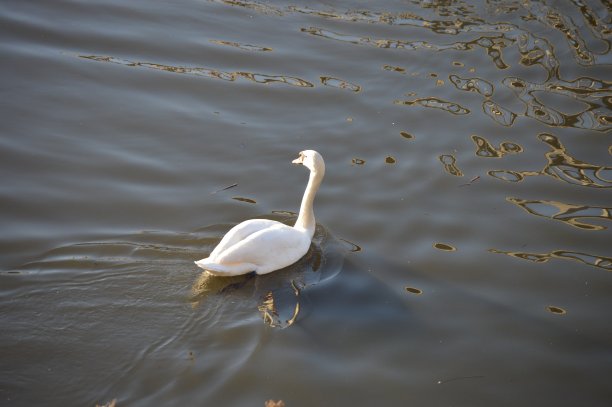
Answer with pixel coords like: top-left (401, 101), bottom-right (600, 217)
top-left (232, 196), bottom-right (257, 204)
top-left (546, 306), bottom-right (566, 315)
top-left (211, 182), bottom-right (238, 194)
top-left (452, 61), bottom-right (464, 67)
top-left (459, 175), bottom-right (481, 187)
top-left (385, 156), bottom-right (396, 164)
top-left (351, 158), bottom-right (366, 165)
top-left (400, 131), bottom-right (414, 139)
top-left (434, 242), bottom-right (457, 251)
top-left (405, 286), bottom-right (423, 295)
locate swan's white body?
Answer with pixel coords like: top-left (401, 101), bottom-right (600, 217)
top-left (195, 150), bottom-right (325, 276)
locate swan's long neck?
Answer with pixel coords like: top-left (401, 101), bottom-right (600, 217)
top-left (294, 167), bottom-right (324, 238)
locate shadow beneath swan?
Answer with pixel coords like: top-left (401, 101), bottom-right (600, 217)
top-left (189, 214), bottom-right (347, 328)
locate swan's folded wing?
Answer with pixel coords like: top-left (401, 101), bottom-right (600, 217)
top-left (210, 219), bottom-right (281, 259)
top-left (215, 224), bottom-right (310, 271)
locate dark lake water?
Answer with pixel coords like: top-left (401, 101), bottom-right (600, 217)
top-left (1, 0), bottom-right (611, 406)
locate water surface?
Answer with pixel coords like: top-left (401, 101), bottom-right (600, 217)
top-left (1, 1), bottom-right (611, 406)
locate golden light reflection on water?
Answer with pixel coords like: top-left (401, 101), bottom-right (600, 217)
top-left (79, 2), bottom-right (611, 279)
top-left (232, 197), bottom-right (257, 204)
top-left (405, 286), bottom-right (423, 295)
top-left (320, 76), bottom-right (361, 92)
top-left (472, 135), bottom-right (523, 158)
top-left (449, 74), bottom-right (494, 97)
top-left (257, 291), bottom-right (300, 328)
top-left (482, 100), bottom-right (517, 126)
top-left (504, 77), bottom-right (611, 132)
top-left (439, 155), bottom-right (463, 177)
top-left (80, 3), bottom-right (611, 133)
top-left (489, 133), bottom-right (612, 188)
top-left (213, 0), bottom-right (608, 83)
top-left (508, 198), bottom-right (612, 231)
top-left (301, 26), bottom-right (514, 70)
top-left (190, 267), bottom-right (303, 328)
top-left (489, 248), bottom-right (612, 271)
top-left (547, 306), bottom-right (567, 315)
top-left (80, 55), bottom-right (314, 88)
top-left (395, 97), bottom-right (470, 115)
top-left (434, 243), bottom-right (457, 251)
top-left (382, 65), bottom-right (406, 73)
top-left (209, 39), bottom-right (272, 52)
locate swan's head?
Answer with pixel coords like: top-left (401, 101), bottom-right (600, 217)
top-left (292, 150), bottom-right (325, 174)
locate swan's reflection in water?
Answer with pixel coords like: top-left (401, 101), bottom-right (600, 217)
top-left (190, 218), bottom-right (345, 328)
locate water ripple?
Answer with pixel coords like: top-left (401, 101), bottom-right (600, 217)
top-left (439, 155), bottom-right (464, 177)
top-left (301, 26), bottom-right (514, 69)
top-left (482, 100), bottom-right (517, 126)
top-left (209, 39), bottom-right (272, 52)
top-left (490, 133), bottom-right (612, 188)
top-left (508, 197), bottom-right (612, 231)
top-left (523, 1), bottom-right (605, 65)
top-left (472, 135), bottom-right (523, 158)
top-left (395, 97), bottom-right (470, 115)
top-left (320, 76), bottom-right (361, 92)
top-left (489, 248), bottom-right (612, 271)
top-left (504, 77), bottom-right (611, 132)
top-left (79, 55), bottom-right (314, 88)
top-left (449, 74), bottom-right (494, 97)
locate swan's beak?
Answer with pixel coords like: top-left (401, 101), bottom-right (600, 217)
top-left (292, 154), bottom-right (303, 165)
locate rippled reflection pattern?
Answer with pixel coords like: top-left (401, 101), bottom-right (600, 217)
top-left (209, 39), bottom-right (272, 52)
top-left (395, 97), bottom-right (470, 115)
top-left (3, 0), bottom-right (612, 404)
top-left (320, 76), bottom-right (361, 92)
top-left (504, 77), bottom-right (611, 131)
top-left (439, 155), bottom-right (464, 177)
top-left (482, 100), bottom-right (517, 126)
top-left (489, 248), bottom-right (612, 271)
top-left (449, 74), bottom-right (494, 97)
top-left (472, 135), bottom-right (523, 158)
top-left (80, 55), bottom-right (314, 88)
top-left (508, 198), bottom-right (612, 231)
top-left (489, 133), bottom-right (612, 188)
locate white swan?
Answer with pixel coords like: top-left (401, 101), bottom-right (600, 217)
top-left (195, 150), bottom-right (325, 276)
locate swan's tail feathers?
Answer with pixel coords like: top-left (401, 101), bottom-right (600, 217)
top-left (194, 258), bottom-right (257, 277)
